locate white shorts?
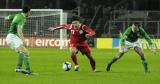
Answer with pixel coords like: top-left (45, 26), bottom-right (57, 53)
top-left (119, 40), bottom-right (141, 53)
top-left (6, 34), bottom-right (23, 50)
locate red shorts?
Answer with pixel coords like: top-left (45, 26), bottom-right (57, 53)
top-left (70, 42), bottom-right (91, 55)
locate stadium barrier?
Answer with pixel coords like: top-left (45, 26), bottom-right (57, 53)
top-left (96, 38), bottom-right (160, 49)
top-left (0, 37), bottom-right (70, 48)
top-left (0, 37), bottom-right (159, 49)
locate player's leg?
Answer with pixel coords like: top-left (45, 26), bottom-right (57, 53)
top-left (106, 46), bottom-right (128, 72)
top-left (78, 43), bottom-right (96, 71)
top-left (106, 52), bottom-right (125, 72)
top-left (70, 46), bottom-right (79, 71)
top-left (16, 50), bottom-right (24, 70)
top-left (6, 34), bottom-right (33, 75)
top-left (6, 34), bottom-right (24, 72)
top-left (16, 45), bottom-right (38, 75)
top-left (84, 52), bottom-right (96, 71)
top-left (134, 47), bottom-right (149, 73)
top-left (16, 45), bottom-right (31, 72)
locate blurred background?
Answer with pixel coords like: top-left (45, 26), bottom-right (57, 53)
top-left (0, 0), bottom-right (160, 48)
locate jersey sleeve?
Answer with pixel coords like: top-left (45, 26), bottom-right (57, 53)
top-left (82, 25), bottom-right (95, 37)
top-left (120, 27), bottom-right (131, 45)
top-left (140, 28), bottom-right (152, 45)
top-left (6, 14), bottom-right (15, 21)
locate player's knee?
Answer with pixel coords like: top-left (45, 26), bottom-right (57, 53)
top-left (115, 56), bottom-right (120, 59)
top-left (83, 51), bottom-right (90, 55)
top-left (139, 50), bottom-right (144, 56)
top-left (16, 45), bottom-right (29, 55)
top-left (85, 54), bottom-right (94, 60)
top-left (120, 49), bottom-right (128, 53)
top-left (119, 51), bottom-right (126, 54)
top-left (71, 50), bottom-right (76, 55)
top-left (22, 49), bottom-right (29, 56)
top-left (25, 50), bottom-right (29, 56)
top-left (124, 49), bottom-right (128, 53)
top-left (70, 48), bottom-right (77, 54)
top-left (70, 51), bottom-right (77, 57)
top-left (140, 54), bottom-right (145, 59)
top-left (141, 53), bottom-right (144, 56)
top-left (116, 52), bottom-right (124, 59)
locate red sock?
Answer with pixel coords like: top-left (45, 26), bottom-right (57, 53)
top-left (90, 59), bottom-right (96, 70)
top-left (85, 53), bottom-right (96, 71)
top-left (71, 54), bottom-right (78, 65)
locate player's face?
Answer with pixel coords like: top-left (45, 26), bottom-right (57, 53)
top-left (132, 24), bottom-right (139, 32)
top-left (72, 21), bottom-right (80, 29)
top-left (26, 11), bottom-right (30, 17)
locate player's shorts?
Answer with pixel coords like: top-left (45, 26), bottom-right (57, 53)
top-left (6, 33), bottom-right (23, 50)
top-left (71, 42), bottom-right (91, 55)
top-left (119, 40), bottom-right (141, 53)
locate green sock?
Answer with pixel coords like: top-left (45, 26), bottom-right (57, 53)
top-left (142, 60), bottom-right (148, 72)
top-left (24, 55), bottom-right (31, 71)
top-left (108, 57), bottom-right (118, 65)
top-left (17, 52), bottom-right (24, 69)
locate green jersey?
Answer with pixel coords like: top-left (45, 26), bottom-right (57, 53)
top-left (120, 26), bottom-right (152, 45)
top-left (8, 13), bottom-right (26, 34)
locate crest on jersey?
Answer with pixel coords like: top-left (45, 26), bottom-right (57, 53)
top-left (79, 30), bottom-right (83, 34)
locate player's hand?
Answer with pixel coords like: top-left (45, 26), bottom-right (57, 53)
top-left (48, 27), bottom-right (56, 31)
top-left (150, 44), bottom-right (156, 55)
top-left (4, 16), bottom-right (9, 20)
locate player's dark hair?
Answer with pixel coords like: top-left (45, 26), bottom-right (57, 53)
top-left (133, 22), bottom-right (140, 27)
top-left (22, 5), bottom-right (30, 13)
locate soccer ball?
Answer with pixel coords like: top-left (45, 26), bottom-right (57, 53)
top-left (62, 61), bottom-right (72, 71)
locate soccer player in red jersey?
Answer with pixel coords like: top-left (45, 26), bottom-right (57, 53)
top-left (48, 17), bottom-right (96, 71)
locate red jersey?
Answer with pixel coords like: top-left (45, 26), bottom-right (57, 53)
top-left (55, 24), bottom-right (95, 44)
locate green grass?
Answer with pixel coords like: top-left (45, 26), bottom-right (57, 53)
top-left (0, 48), bottom-right (159, 84)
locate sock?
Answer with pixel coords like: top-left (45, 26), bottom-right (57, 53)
top-left (17, 52), bottom-right (24, 69)
top-left (85, 53), bottom-right (96, 71)
top-left (71, 54), bottom-right (78, 65)
top-left (142, 59), bottom-right (148, 72)
top-left (24, 55), bottom-right (31, 71)
top-left (90, 59), bottom-right (96, 70)
top-left (108, 57), bottom-right (118, 65)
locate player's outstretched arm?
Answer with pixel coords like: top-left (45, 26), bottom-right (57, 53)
top-left (48, 24), bottom-right (70, 31)
top-left (140, 28), bottom-right (157, 55)
top-left (4, 14), bottom-right (15, 21)
top-left (48, 27), bottom-right (57, 31)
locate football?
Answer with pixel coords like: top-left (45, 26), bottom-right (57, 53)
top-left (62, 61), bottom-right (72, 71)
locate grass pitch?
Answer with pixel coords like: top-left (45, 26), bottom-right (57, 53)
top-left (0, 48), bottom-right (159, 84)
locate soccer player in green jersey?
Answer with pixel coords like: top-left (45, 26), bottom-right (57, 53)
top-left (5, 6), bottom-right (32, 75)
top-left (106, 22), bottom-right (156, 73)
